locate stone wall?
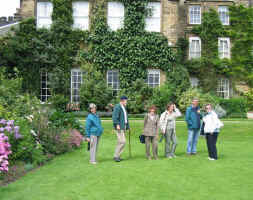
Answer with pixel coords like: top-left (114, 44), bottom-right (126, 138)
top-left (20, 0), bottom-right (35, 18)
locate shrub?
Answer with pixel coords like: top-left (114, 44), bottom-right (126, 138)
top-left (244, 89), bottom-right (253, 111)
top-left (1, 119), bottom-right (46, 165)
top-left (79, 63), bottom-right (113, 111)
top-left (178, 88), bottom-right (219, 112)
top-left (30, 109), bottom-right (84, 155)
top-left (50, 94), bottom-right (69, 111)
top-left (147, 83), bottom-right (174, 114)
top-left (219, 97), bottom-right (248, 117)
top-left (117, 79), bottom-right (154, 114)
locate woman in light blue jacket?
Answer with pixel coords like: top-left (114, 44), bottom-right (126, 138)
top-left (85, 103), bottom-right (103, 164)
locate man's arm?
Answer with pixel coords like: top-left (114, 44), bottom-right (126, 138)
top-left (185, 107), bottom-right (192, 126)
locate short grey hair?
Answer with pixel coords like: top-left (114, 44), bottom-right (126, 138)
top-left (89, 103), bottom-right (97, 110)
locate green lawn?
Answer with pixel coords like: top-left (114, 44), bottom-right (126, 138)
top-left (1, 120), bottom-right (253, 200)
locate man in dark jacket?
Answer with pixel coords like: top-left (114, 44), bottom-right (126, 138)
top-left (185, 98), bottom-right (201, 155)
top-left (112, 96), bottom-right (129, 162)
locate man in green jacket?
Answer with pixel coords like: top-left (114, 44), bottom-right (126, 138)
top-left (112, 96), bottom-right (129, 162)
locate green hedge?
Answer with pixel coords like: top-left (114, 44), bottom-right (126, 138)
top-left (219, 97), bottom-right (248, 117)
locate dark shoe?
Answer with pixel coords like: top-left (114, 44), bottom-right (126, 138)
top-left (191, 152), bottom-right (197, 155)
top-left (113, 157), bottom-right (121, 162)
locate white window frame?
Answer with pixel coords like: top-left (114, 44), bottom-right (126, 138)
top-left (107, 2), bottom-right (124, 31)
top-left (189, 37), bottom-right (201, 59)
top-left (40, 71), bottom-right (51, 102)
top-left (71, 68), bottom-right (85, 103)
top-left (145, 2), bottom-right (161, 32)
top-left (146, 69), bottom-right (160, 88)
top-left (37, 1), bottom-right (53, 29)
top-left (218, 37), bottom-right (230, 59)
top-left (190, 77), bottom-right (199, 88)
top-left (107, 70), bottom-right (120, 95)
top-left (218, 6), bottom-right (229, 26)
top-left (72, 1), bottom-right (89, 30)
top-left (189, 5), bottom-right (201, 25)
top-left (217, 78), bottom-right (230, 99)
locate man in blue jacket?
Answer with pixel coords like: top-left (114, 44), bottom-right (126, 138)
top-left (185, 98), bottom-right (201, 155)
top-left (112, 96), bottom-right (129, 162)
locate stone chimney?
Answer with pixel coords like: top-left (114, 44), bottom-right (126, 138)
top-left (20, 0), bottom-right (35, 19)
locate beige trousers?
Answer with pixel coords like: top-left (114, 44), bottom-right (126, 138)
top-left (90, 135), bottom-right (100, 162)
top-left (145, 136), bottom-right (158, 159)
top-left (114, 130), bottom-right (126, 158)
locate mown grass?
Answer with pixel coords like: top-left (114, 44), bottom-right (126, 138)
top-left (0, 120), bottom-right (252, 200)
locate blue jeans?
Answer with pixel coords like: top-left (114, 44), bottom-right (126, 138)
top-left (187, 129), bottom-right (200, 154)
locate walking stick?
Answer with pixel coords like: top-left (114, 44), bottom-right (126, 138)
top-left (128, 128), bottom-right (132, 158)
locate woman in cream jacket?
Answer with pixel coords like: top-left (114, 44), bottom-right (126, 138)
top-left (203, 104), bottom-right (223, 160)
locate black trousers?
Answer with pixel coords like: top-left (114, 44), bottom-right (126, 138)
top-left (205, 133), bottom-right (218, 159)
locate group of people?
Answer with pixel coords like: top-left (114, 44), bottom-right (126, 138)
top-left (85, 96), bottom-right (223, 164)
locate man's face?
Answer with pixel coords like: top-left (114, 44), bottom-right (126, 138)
top-left (121, 100), bottom-right (127, 106)
top-left (192, 100), bottom-right (199, 107)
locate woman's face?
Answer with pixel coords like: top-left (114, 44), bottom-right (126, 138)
top-left (149, 108), bottom-right (155, 114)
top-left (168, 104), bottom-right (174, 112)
top-left (205, 105), bottom-right (212, 113)
top-left (91, 107), bottom-right (96, 114)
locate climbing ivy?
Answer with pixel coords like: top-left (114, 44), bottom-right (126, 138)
top-left (82, 0), bottom-right (176, 88)
top-left (0, 0), bottom-right (177, 95)
top-left (229, 5), bottom-right (253, 86)
top-left (181, 6), bottom-right (253, 92)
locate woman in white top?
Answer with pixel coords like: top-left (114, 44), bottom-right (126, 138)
top-left (160, 103), bottom-right (181, 158)
top-left (203, 104), bottom-right (224, 160)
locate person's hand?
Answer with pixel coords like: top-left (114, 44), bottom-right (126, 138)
top-left (86, 138), bottom-right (90, 142)
top-left (116, 125), bottom-right (120, 130)
top-left (197, 109), bottom-right (201, 113)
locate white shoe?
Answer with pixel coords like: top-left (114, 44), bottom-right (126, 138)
top-left (90, 161), bottom-right (97, 164)
top-left (208, 157), bottom-right (215, 161)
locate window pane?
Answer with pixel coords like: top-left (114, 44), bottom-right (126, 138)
top-left (107, 70), bottom-right (120, 93)
top-left (71, 69), bottom-right (84, 102)
top-left (108, 17), bottom-right (124, 31)
top-left (145, 2), bottom-right (160, 32)
top-left (108, 2), bottom-right (124, 30)
top-left (108, 2), bottom-right (124, 17)
top-left (147, 69), bottom-right (160, 87)
top-left (189, 5), bottom-right (201, 24)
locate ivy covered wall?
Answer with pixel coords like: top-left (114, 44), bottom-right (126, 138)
top-left (0, 0), bottom-right (252, 102)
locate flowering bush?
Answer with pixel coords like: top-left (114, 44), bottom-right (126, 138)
top-left (0, 118), bottom-right (46, 165)
top-left (0, 133), bottom-right (11, 173)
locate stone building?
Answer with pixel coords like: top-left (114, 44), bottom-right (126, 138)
top-left (16, 0), bottom-right (252, 102)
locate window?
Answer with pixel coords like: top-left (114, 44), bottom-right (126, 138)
top-left (40, 71), bottom-right (51, 102)
top-left (190, 77), bottom-right (199, 88)
top-left (146, 69), bottom-right (160, 88)
top-left (37, 2), bottom-right (53, 28)
top-left (189, 37), bottom-right (201, 59)
top-left (218, 6), bottom-right (229, 25)
top-left (107, 2), bottom-right (124, 31)
top-left (189, 5), bottom-right (201, 25)
top-left (73, 1), bottom-right (89, 30)
top-left (218, 37), bottom-right (230, 59)
top-left (217, 78), bottom-right (230, 99)
top-left (71, 69), bottom-right (85, 103)
top-left (145, 2), bottom-right (161, 32)
top-left (107, 70), bottom-right (120, 95)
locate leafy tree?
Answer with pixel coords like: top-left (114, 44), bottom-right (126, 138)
top-left (79, 63), bottom-right (113, 111)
